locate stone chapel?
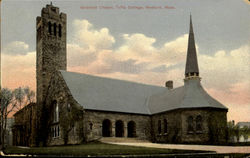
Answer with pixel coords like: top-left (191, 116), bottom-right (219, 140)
top-left (28, 4), bottom-right (228, 146)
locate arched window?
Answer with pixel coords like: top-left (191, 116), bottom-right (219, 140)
top-left (57, 125), bottom-right (60, 137)
top-left (59, 24), bottom-right (62, 37)
top-left (54, 126), bottom-right (56, 137)
top-left (196, 115), bottom-right (202, 132)
top-left (67, 103), bottom-right (71, 112)
top-left (48, 22), bottom-right (52, 35)
top-left (164, 119), bottom-right (168, 133)
top-left (52, 101), bottom-right (59, 123)
top-left (51, 127), bottom-right (54, 137)
top-left (89, 123), bottom-right (93, 130)
top-left (158, 120), bottom-right (161, 134)
top-left (54, 23), bottom-right (57, 36)
top-left (187, 116), bottom-right (194, 133)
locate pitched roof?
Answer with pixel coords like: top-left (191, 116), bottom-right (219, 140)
top-left (148, 79), bottom-right (228, 114)
top-left (60, 70), bottom-right (166, 114)
top-left (185, 15), bottom-right (199, 76)
top-left (60, 70), bottom-right (227, 115)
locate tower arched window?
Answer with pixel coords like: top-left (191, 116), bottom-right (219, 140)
top-left (158, 120), bottom-right (161, 134)
top-left (164, 119), bottom-right (168, 133)
top-left (59, 24), bottom-right (62, 37)
top-left (54, 23), bottom-right (57, 36)
top-left (48, 22), bottom-right (52, 35)
top-left (196, 115), bottom-right (202, 132)
top-left (187, 116), bottom-right (194, 133)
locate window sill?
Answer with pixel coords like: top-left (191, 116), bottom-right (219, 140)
top-left (51, 122), bottom-right (60, 125)
top-left (196, 131), bottom-right (203, 134)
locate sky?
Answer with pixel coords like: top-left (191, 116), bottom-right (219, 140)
top-left (1, 0), bottom-right (250, 122)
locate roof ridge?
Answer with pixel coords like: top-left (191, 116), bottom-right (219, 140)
top-left (59, 70), bottom-right (165, 89)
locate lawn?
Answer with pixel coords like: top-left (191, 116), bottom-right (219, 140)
top-left (3, 142), bottom-right (209, 156)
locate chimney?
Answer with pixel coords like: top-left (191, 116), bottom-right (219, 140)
top-left (165, 80), bottom-right (173, 89)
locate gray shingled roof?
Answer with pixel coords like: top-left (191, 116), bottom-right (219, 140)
top-left (60, 70), bottom-right (166, 114)
top-left (148, 79), bottom-right (228, 114)
top-left (59, 70), bottom-right (227, 115)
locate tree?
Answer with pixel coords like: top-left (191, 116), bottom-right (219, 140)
top-left (24, 87), bottom-right (35, 104)
top-left (227, 121), bottom-right (235, 143)
top-left (240, 126), bottom-right (250, 142)
top-left (0, 87), bottom-right (35, 149)
top-left (1, 88), bottom-right (14, 149)
top-left (234, 125), bottom-right (240, 142)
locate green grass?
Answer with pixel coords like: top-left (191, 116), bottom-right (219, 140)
top-left (3, 142), bottom-right (209, 156)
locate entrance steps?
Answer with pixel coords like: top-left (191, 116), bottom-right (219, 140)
top-left (100, 137), bottom-right (150, 143)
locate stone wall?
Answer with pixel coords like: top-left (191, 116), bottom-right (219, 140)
top-left (44, 71), bottom-right (85, 146)
top-left (207, 109), bottom-right (228, 144)
top-left (151, 110), bottom-right (182, 143)
top-left (83, 110), bottom-right (151, 142)
top-left (152, 108), bottom-right (227, 144)
top-left (180, 109), bottom-right (210, 143)
top-left (13, 103), bottom-right (36, 146)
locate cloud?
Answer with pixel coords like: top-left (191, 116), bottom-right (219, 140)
top-left (2, 51), bottom-right (36, 90)
top-left (67, 19), bottom-right (250, 122)
top-left (3, 41), bottom-right (29, 55)
top-left (3, 19), bottom-right (249, 122)
top-left (200, 45), bottom-right (250, 90)
top-left (68, 20), bottom-right (189, 82)
top-left (71, 19), bottom-right (115, 50)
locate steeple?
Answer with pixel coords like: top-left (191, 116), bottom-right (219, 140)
top-left (185, 14), bottom-right (200, 80)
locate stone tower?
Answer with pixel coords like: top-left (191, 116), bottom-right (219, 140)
top-left (34, 4), bottom-right (66, 146)
top-left (36, 4), bottom-right (67, 106)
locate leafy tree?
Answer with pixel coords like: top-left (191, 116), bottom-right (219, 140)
top-left (240, 126), bottom-right (250, 142)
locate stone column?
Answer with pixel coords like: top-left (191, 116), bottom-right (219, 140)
top-left (124, 125), bottom-right (128, 137)
top-left (111, 121), bottom-right (115, 137)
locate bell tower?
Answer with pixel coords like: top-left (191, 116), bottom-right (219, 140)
top-left (36, 3), bottom-right (67, 106)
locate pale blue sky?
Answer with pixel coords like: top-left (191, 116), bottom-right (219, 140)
top-left (2, 0), bottom-right (250, 55)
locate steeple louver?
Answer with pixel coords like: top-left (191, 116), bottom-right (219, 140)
top-left (185, 15), bottom-right (199, 79)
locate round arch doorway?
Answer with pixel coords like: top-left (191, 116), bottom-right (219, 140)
top-left (127, 121), bottom-right (136, 138)
top-left (102, 119), bottom-right (112, 137)
top-left (115, 120), bottom-right (124, 137)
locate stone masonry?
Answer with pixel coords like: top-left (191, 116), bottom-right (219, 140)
top-left (28, 4), bottom-right (229, 147)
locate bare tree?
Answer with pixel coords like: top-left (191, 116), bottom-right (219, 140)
top-left (0, 86), bottom-right (35, 149)
top-left (13, 87), bottom-right (25, 111)
top-left (0, 88), bottom-right (15, 149)
top-left (23, 86), bottom-right (35, 105)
